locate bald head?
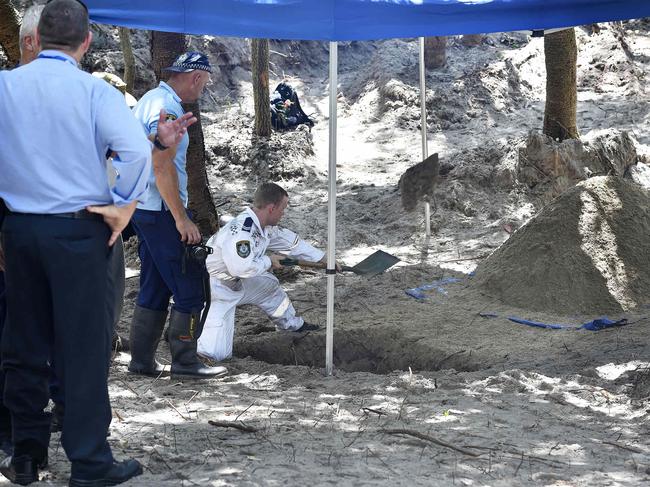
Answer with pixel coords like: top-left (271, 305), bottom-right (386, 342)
top-left (38, 0), bottom-right (89, 51)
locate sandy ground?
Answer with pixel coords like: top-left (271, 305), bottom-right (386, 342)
top-left (3, 12), bottom-right (650, 487)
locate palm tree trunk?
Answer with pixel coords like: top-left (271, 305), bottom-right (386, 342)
top-left (251, 38), bottom-right (271, 137)
top-left (182, 101), bottom-right (219, 235)
top-left (118, 27), bottom-right (135, 93)
top-left (150, 31), bottom-right (219, 235)
top-left (150, 31), bottom-right (186, 83)
top-left (424, 36), bottom-right (446, 69)
top-left (0, 0), bottom-right (20, 66)
top-left (543, 28), bottom-right (579, 141)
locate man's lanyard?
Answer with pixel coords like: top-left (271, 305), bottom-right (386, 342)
top-left (37, 53), bottom-right (77, 66)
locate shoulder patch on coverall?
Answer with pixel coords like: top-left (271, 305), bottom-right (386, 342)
top-left (236, 240), bottom-right (251, 258)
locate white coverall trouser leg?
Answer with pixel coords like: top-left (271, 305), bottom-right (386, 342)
top-left (197, 272), bottom-right (303, 361)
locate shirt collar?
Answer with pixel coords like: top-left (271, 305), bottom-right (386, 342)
top-left (158, 81), bottom-right (182, 103)
top-left (38, 50), bottom-right (78, 67)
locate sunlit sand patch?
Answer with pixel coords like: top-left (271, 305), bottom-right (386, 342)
top-left (578, 187), bottom-right (636, 310)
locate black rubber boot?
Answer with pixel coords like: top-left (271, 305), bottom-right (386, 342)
top-left (127, 306), bottom-right (167, 376)
top-left (0, 454), bottom-right (46, 486)
top-left (68, 458), bottom-right (142, 487)
top-left (168, 310), bottom-right (227, 379)
top-left (0, 441), bottom-right (47, 486)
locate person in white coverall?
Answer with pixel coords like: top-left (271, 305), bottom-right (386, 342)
top-left (198, 182), bottom-right (335, 362)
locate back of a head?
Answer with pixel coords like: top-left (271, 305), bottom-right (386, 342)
top-left (38, 0), bottom-right (88, 51)
top-left (19, 5), bottom-right (44, 44)
top-left (253, 183), bottom-right (288, 208)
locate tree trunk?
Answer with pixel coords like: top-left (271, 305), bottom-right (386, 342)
top-left (182, 101), bottom-right (219, 235)
top-left (0, 0), bottom-right (20, 66)
top-left (423, 36), bottom-right (446, 69)
top-left (150, 31), bottom-right (186, 83)
top-left (251, 38), bottom-right (271, 137)
top-left (543, 28), bottom-right (579, 141)
top-left (118, 27), bottom-right (135, 93)
top-left (150, 31), bottom-right (219, 235)
top-left (461, 34), bottom-right (483, 47)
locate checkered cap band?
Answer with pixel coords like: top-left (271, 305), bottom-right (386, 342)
top-left (164, 51), bottom-right (212, 73)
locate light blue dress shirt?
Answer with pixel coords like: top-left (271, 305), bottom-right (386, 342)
top-left (0, 50), bottom-right (151, 214)
top-left (131, 81), bottom-right (190, 211)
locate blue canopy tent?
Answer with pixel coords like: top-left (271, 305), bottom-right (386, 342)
top-left (84, 0), bottom-right (650, 375)
top-left (86, 0), bottom-right (650, 41)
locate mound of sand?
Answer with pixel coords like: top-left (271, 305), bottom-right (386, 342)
top-left (472, 176), bottom-right (650, 314)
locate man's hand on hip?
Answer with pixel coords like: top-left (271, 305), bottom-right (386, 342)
top-left (156, 109), bottom-right (197, 148)
top-left (86, 201), bottom-right (137, 246)
top-left (176, 216), bottom-right (201, 244)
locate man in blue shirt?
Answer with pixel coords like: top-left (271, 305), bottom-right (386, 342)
top-left (0, 1), bottom-right (196, 485)
top-left (130, 52), bottom-right (226, 379)
top-left (0, 3), bottom-right (45, 457)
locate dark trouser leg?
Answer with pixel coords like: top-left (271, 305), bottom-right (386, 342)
top-left (131, 209), bottom-right (203, 314)
top-left (0, 271), bottom-right (12, 453)
top-left (127, 218), bottom-right (172, 375)
top-left (132, 214), bottom-right (173, 312)
top-left (108, 236), bottom-right (126, 330)
top-left (1, 227), bottom-right (53, 463)
top-left (109, 237), bottom-right (129, 351)
top-left (47, 234), bottom-right (126, 432)
top-left (1, 216), bottom-right (114, 479)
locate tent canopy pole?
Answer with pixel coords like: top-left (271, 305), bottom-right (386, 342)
top-left (325, 41), bottom-right (337, 376)
top-left (418, 37), bottom-right (431, 238)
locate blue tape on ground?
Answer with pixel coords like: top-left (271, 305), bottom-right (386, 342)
top-left (507, 316), bottom-right (629, 331)
top-left (405, 277), bottom-right (462, 300)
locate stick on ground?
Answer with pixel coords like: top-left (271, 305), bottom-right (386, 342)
top-left (208, 420), bottom-right (258, 433)
top-left (381, 429), bottom-right (481, 457)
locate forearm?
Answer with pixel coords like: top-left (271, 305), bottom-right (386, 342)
top-left (224, 253), bottom-right (272, 278)
top-left (152, 147), bottom-right (186, 223)
top-left (289, 240), bottom-right (325, 262)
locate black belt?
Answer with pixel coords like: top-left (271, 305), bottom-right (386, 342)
top-left (9, 209), bottom-right (104, 222)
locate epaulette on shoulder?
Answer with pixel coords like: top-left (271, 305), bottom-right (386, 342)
top-left (242, 217), bottom-right (253, 233)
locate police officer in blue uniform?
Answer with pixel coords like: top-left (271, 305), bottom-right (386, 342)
top-left (0, 1), bottom-right (196, 484)
top-left (129, 52), bottom-right (226, 379)
top-left (0, 4), bottom-right (45, 458)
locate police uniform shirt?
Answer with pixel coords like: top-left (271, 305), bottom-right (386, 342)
top-left (131, 81), bottom-right (190, 211)
top-left (0, 50), bottom-right (151, 213)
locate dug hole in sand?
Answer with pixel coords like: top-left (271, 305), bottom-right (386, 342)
top-left (233, 176), bottom-right (650, 375)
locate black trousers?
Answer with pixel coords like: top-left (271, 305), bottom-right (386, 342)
top-left (0, 271), bottom-right (10, 440)
top-left (48, 236), bottom-right (125, 408)
top-left (0, 214), bottom-right (114, 479)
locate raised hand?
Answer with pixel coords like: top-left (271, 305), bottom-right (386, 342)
top-left (156, 109), bottom-right (197, 149)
